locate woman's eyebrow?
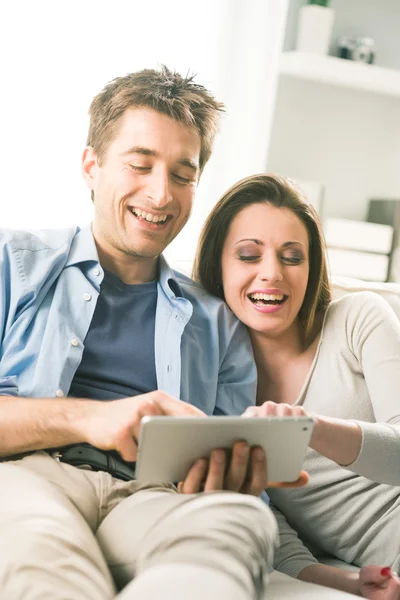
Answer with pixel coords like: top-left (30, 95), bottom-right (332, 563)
top-left (234, 238), bottom-right (263, 246)
top-left (233, 239), bottom-right (306, 248)
top-left (282, 241), bottom-right (306, 248)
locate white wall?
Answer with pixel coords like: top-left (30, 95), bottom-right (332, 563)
top-left (267, 76), bottom-right (400, 221)
top-left (0, 0), bottom-right (289, 263)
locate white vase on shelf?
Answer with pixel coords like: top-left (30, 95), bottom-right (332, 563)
top-left (296, 4), bottom-right (335, 56)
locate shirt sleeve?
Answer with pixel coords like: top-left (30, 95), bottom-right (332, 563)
top-left (0, 231), bottom-right (19, 348)
top-left (345, 292), bottom-right (400, 485)
top-left (214, 320), bottom-right (257, 416)
top-left (0, 230), bottom-right (25, 395)
top-left (269, 502), bottom-right (319, 578)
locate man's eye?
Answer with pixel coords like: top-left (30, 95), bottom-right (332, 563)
top-left (174, 174), bottom-right (192, 184)
top-left (238, 255), bottom-right (260, 262)
top-left (129, 165), bottom-right (150, 172)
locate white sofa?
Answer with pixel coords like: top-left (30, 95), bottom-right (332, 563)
top-left (171, 261), bottom-right (400, 598)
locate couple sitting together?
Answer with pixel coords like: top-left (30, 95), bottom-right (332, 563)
top-left (0, 65), bottom-right (399, 600)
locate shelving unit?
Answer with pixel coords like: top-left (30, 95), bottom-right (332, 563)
top-left (279, 51), bottom-right (400, 98)
top-left (267, 50), bottom-right (400, 282)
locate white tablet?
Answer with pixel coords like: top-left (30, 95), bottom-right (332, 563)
top-left (135, 416), bottom-right (314, 483)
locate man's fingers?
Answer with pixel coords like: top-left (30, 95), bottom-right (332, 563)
top-left (118, 434), bottom-right (139, 462)
top-left (179, 458), bottom-right (208, 494)
top-left (203, 449), bottom-right (227, 492)
top-left (224, 441), bottom-right (249, 491)
top-left (244, 447), bottom-right (268, 496)
top-left (152, 391), bottom-right (206, 417)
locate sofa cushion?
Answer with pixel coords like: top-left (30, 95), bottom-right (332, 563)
top-left (331, 275), bottom-right (400, 319)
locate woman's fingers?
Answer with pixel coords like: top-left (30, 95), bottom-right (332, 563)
top-left (242, 401), bottom-right (307, 419)
top-left (359, 566), bottom-right (400, 600)
top-left (385, 575), bottom-right (400, 599)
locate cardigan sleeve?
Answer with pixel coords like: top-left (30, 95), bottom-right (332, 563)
top-left (343, 292), bottom-right (400, 485)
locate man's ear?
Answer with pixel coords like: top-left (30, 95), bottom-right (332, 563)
top-left (82, 146), bottom-right (98, 191)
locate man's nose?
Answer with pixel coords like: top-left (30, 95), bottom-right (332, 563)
top-left (146, 169), bottom-right (172, 209)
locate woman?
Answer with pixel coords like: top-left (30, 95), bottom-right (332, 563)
top-left (193, 173), bottom-right (400, 598)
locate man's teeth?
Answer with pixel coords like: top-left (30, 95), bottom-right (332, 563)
top-left (131, 208), bottom-right (168, 223)
top-left (249, 293), bottom-right (285, 301)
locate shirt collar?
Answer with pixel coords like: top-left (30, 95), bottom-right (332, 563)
top-left (158, 254), bottom-right (185, 299)
top-left (65, 224), bottom-right (99, 267)
top-left (65, 224), bottom-right (185, 299)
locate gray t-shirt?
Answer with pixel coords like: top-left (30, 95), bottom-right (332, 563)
top-left (69, 269), bottom-right (157, 400)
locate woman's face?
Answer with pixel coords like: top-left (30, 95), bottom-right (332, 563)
top-left (221, 203), bottom-right (310, 338)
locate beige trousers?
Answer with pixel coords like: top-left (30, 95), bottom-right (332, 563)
top-left (0, 451), bottom-right (278, 600)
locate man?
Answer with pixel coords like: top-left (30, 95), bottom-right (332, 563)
top-left (0, 66), bottom-right (277, 599)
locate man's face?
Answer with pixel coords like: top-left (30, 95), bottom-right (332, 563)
top-left (84, 107), bottom-right (201, 269)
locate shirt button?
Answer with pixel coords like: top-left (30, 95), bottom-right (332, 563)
top-left (93, 268), bottom-right (100, 276)
top-left (56, 389), bottom-right (64, 397)
top-left (83, 293), bottom-right (92, 301)
top-left (71, 338), bottom-right (79, 347)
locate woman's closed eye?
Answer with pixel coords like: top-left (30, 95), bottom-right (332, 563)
top-left (238, 255), bottom-right (261, 262)
top-left (281, 253), bottom-right (305, 265)
top-left (238, 254), bottom-right (305, 265)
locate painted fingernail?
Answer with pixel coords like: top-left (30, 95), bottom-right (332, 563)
top-left (381, 567), bottom-right (391, 577)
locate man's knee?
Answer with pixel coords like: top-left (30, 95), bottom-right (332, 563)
top-left (189, 492), bottom-right (278, 556)
top-left (138, 491), bottom-right (278, 570)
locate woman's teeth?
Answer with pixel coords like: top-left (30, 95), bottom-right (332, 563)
top-left (249, 293), bottom-right (286, 304)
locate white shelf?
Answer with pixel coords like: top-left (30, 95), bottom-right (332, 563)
top-left (279, 51), bottom-right (400, 98)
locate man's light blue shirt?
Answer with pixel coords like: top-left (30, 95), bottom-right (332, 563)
top-left (0, 225), bottom-right (257, 416)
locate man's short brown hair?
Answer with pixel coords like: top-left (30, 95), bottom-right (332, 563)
top-left (87, 65), bottom-right (225, 173)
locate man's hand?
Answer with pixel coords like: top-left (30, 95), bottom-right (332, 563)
top-left (359, 566), bottom-right (400, 600)
top-left (84, 391), bottom-right (205, 462)
top-left (178, 440), bottom-right (309, 495)
top-left (178, 441), bottom-right (268, 496)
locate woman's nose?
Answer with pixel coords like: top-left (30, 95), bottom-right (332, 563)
top-left (258, 258), bottom-right (283, 283)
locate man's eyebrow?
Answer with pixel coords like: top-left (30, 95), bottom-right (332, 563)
top-left (120, 146), bottom-right (199, 171)
top-left (178, 158), bottom-right (199, 172)
top-left (120, 146), bottom-right (156, 157)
